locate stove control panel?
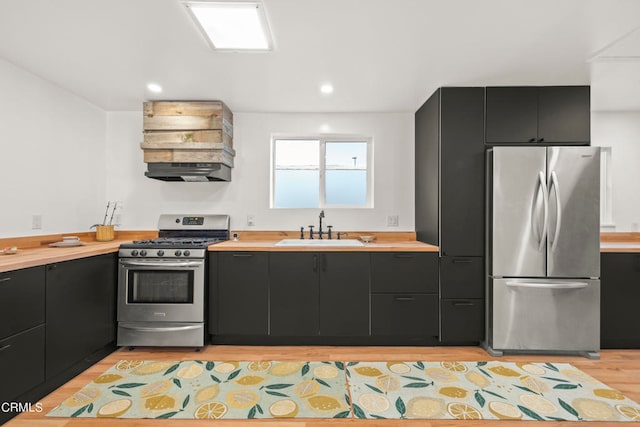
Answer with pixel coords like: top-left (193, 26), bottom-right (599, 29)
top-left (118, 248), bottom-right (206, 259)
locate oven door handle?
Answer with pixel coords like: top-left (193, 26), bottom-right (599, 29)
top-left (120, 260), bottom-right (203, 268)
top-left (119, 324), bottom-right (202, 332)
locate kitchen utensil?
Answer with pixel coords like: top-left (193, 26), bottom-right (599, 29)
top-left (102, 201), bottom-right (111, 225)
top-left (108, 201), bottom-right (118, 225)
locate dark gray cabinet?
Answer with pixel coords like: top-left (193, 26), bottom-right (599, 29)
top-left (270, 252), bottom-right (369, 337)
top-left (370, 252), bottom-right (439, 342)
top-left (416, 87), bottom-right (485, 256)
top-left (46, 254), bottom-right (117, 379)
top-left (0, 266), bottom-right (46, 405)
top-left (601, 253), bottom-right (640, 348)
top-left (211, 252), bottom-right (269, 336)
top-left (486, 86), bottom-right (590, 145)
top-left (0, 325), bottom-right (45, 404)
top-left (415, 87), bottom-right (486, 344)
top-left (0, 266), bottom-right (45, 340)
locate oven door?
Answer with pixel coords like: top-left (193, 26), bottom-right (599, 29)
top-left (118, 258), bottom-right (204, 323)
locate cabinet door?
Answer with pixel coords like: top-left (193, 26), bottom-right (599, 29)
top-left (601, 253), bottom-right (640, 348)
top-left (371, 294), bottom-right (438, 337)
top-left (538, 86), bottom-right (590, 144)
top-left (485, 87), bottom-right (538, 144)
top-left (46, 254), bottom-right (117, 379)
top-left (440, 299), bottom-right (484, 343)
top-left (213, 252), bottom-right (268, 335)
top-left (319, 253), bottom-right (369, 336)
top-left (0, 325), bottom-right (45, 402)
top-left (440, 87), bottom-right (485, 255)
top-left (440, 256), bottom-right (484, 299)
top-left (0, 266), bottom-right (45, 339)
top-left (371, 253), bottom-right (438, 293)
top-left (269, 253), bottom-right (319, 336)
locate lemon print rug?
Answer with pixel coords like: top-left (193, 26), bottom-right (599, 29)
top-left (346, 361), bottom-right (640, 421)
top-left (47, 360), bottom-right (350, 420)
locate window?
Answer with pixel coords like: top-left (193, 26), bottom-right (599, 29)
top-left (272, 137), bottom-right (372, 208)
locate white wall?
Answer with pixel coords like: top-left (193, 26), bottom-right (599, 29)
top-left (592, 111), bottom-right (640, 231)
top-left (106, 112), bottom-right (415, 231)
top-left (0, 58), bottom-right (107, 238)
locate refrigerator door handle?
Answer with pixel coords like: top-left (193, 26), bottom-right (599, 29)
top-left (549, 171), bottom-right (562, 252)
top-left (531, 171), bottom-right (549, 251)
top-left (505, 280), bottom-right (588, 290)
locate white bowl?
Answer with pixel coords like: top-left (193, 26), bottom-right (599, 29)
top-left (359, 235), bottom-right (375, 243)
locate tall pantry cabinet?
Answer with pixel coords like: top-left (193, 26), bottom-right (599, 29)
top-left (415, 87), bottom-right (485, 344)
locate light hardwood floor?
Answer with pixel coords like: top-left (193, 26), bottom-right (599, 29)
top-left (6, 346), bottom-right (640, 427)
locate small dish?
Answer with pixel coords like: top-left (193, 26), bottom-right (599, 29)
top-left (359, 235), bottom-right (375, 243)
top-left (49, 240), bottom-right (86, 248)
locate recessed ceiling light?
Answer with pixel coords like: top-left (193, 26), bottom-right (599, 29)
top-left (320, 83), bottom-right (334, 94)
top-left (147, 83), bottom-right (163, 93)
top-left (183, 1), bottom-right (273, 51)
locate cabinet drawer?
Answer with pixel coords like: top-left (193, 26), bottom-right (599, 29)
top-left (371, 253), bottom-right (438, 293)
top-left (440, 299), bottom-right (484, 343)
top-left (0, 267), bottom-right (45, 339)
top-left (371, 294), bottom-right (438, 337)
top-left (0, 325), bottom-right (45, 402)
top-left (440, 257), bottom-right (484, 299)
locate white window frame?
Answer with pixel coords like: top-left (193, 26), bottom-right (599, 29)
top-left (270, 134), bottom-right (373, 209)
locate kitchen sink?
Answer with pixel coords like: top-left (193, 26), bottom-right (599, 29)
top-left (275, 239), bottom-right (364, 247)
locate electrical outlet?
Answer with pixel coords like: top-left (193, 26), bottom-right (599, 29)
top-left (32, 214), bottom-right (42, 229)
top-left (247, 215), bottom-right (255, 227)
top-left (386, 215), bottom-right (399, 227)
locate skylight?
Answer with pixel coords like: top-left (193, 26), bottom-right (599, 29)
top-left (183, 1), bottom-right (273, 51)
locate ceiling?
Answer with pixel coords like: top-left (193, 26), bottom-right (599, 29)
top-left (1, 0), bottom-right (640, 113)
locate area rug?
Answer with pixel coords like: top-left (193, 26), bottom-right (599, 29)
top-left (346, 361), bottom-right (640, 421)
top-left (47, 360), bottom-right (350, 419)
top-left (47, 360), bottom-right (640, 421)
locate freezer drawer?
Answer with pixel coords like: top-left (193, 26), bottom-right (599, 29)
top-left (490, 278), bottom-right (599, 352)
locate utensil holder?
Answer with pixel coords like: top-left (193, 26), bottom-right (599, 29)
top-left (96, 225), bottom-right (115, 241)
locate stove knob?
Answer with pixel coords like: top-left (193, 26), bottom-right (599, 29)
top-left (183, 250), bottom-right (191, 257)
top-left (174, 250), bottom-right (182, 257)
top-left (140, 250), bottom-right (148, 257)
top-left (131, 250), bottom-right (139, 257)
top-left (157, 250), bottom-right (165, 257)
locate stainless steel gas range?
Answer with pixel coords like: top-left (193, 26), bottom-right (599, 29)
top-left (117, 214), bottom-right (229, 348)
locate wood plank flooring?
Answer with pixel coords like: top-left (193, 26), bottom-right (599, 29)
top-left (6, 346), bottom-right (640, 427)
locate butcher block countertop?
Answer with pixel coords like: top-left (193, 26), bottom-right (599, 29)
top-left (0, 231), bottom-right (157, 273)
top-left (209, 231), bottom-right (439, 252)
top-left (600, 232), bottom-right (640, 253)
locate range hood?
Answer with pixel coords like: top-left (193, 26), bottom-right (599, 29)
top-left (145, 163), bottom-right (231, 182)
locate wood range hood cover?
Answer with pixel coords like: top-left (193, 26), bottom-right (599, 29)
top-left (141, 101), bottom-right (235, 182)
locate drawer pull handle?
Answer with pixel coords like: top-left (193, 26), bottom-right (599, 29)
top-left (232, 254), bottom-right (254, 258)
top-left (0, 277), bottom-right (12, 283)
top-left (452, 259), bottom-right (473, 264)
top-left (453, 302), bottom-right (475, 307)
top-left (394, 254), bottom-right (415, 259)
top-left (395, 297), bottom-right (416, 301)
top-left (0, 344), bottom-right (11, 352)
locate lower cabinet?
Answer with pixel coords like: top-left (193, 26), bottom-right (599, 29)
top-left (0, 325), bottom-right (45, 404)
top-left (269, 252), bottom-right (369, 337)
top-left (440, 299), bottom-right (484, 343)
top-left (601, 253), bottom-right (640, 348)
top-left (212, 252), bottom-right (269, 336)
top-left (46, 254), bottom-right (117, 379)
top-left (370, 252), bottom-right (439, 344)
top-left (439, 256), bottom-right (485, 344)
top-left (371, 294), bottom-right (438, 338)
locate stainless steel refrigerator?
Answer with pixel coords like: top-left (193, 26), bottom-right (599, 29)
top-left (485, 146), bottom-right (601, 359)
